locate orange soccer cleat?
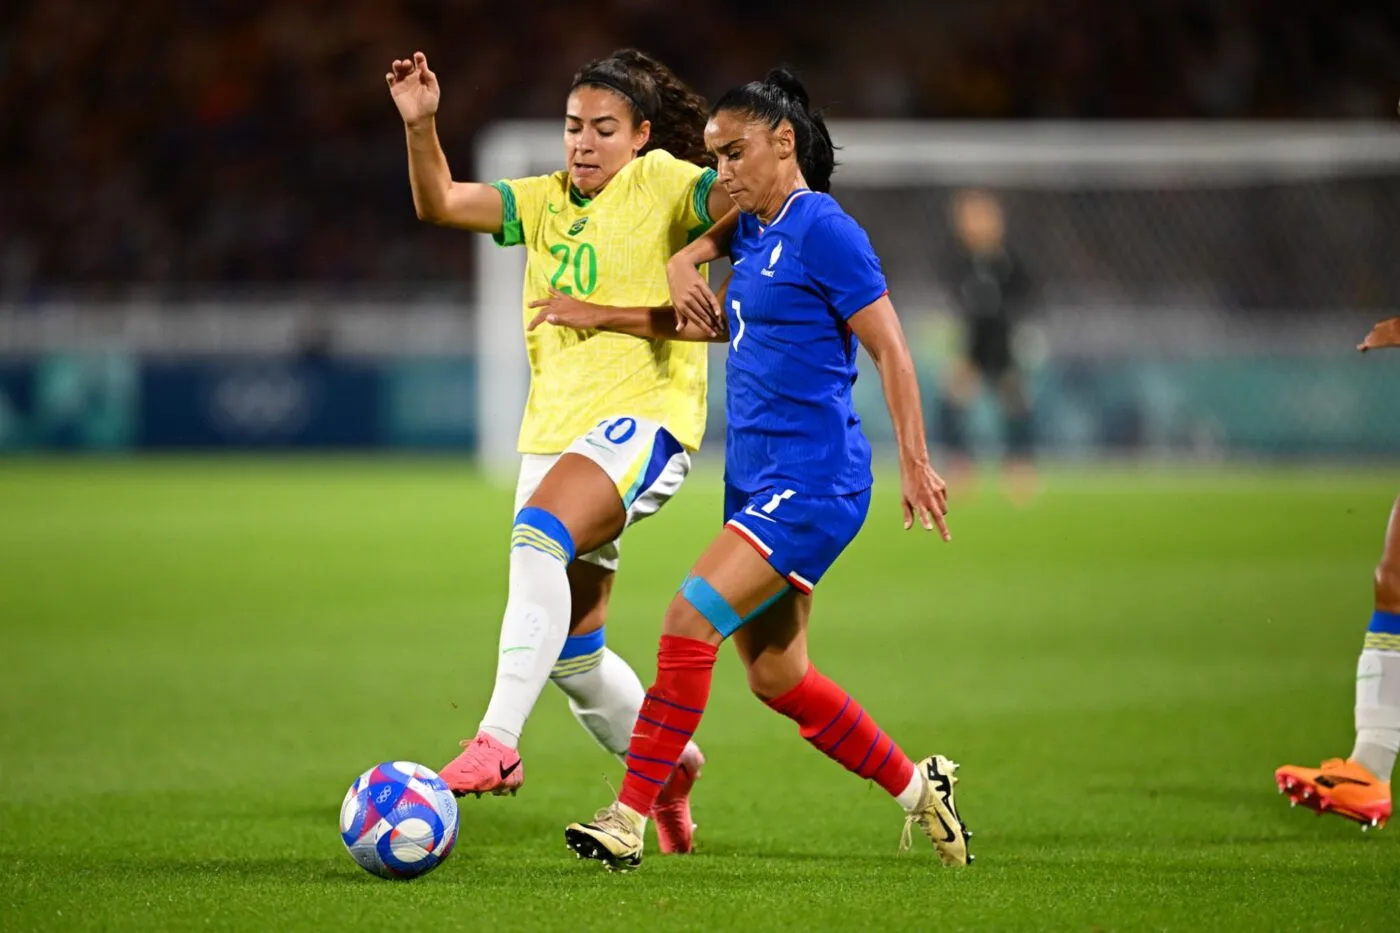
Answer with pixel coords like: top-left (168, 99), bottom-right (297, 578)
top-left (1274, 758), bottom-right (1391, 830)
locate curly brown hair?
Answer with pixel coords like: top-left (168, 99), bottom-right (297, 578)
top-left (570, 49), bottom-right (713, 168)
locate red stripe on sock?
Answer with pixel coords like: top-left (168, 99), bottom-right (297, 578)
top-left (766, 665), bottom-right (915, 798)
top-left (618, 634), bottom-right (717, 814)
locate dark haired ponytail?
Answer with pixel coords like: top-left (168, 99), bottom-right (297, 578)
top-left (570, 49), bottom-right (713, 168)
top-left (713, 66), bottom-right (838, 192)
top-left (762, 68), bottom-right (810, 111)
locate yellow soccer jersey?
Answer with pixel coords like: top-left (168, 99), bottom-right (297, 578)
top-left (492, 148), bottom-right (716, 454)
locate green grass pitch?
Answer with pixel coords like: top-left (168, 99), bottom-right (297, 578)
top-left (2, 459), bottom-right (1398, 931)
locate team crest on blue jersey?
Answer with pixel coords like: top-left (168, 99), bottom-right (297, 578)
top-left (761, 241), bottom-right (782, 278)
top-left (568, 217), bottom-right (589, 237)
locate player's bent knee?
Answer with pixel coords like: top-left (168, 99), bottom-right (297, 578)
top-left (511, 506), bottom-right (576, 566)
top-left (567, 562), bottom-right (612, 632)
top-left (745, 659), bottom-right (806, 703)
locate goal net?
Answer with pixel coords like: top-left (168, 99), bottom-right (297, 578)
top-left (475, 122), bottom-right (1400, 474)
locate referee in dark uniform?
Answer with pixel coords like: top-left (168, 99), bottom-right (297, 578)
top-left (938, 189), bottom-right (1036, 497)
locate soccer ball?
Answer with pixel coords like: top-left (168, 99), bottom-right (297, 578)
top-left (339, 761), bottom-right (459, 880)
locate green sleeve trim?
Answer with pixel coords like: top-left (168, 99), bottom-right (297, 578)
top-left (491, 181), bottom-right (524, 247)
top-left (692, 169), bottom-right (718, 229)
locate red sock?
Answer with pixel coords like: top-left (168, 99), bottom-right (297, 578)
top-left (766, 665), bottom-right (916, 798)
top-left (618, 635), bottom-right (717, 815)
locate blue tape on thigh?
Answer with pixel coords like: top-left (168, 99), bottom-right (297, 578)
top-left (680, 575), bottom-right (745, 638)
top-left (744, 585), bottom-right (790, 623)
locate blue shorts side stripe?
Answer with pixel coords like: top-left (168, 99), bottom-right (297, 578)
top-left (623, 428), bottom-right (684, 509)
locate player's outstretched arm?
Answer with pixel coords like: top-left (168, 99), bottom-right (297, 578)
top-left (386, 52), bottom-right (504, 233)
top-left (527, 284), bottom-right (730, 343)
top-left (1359, 317), bottom-right (1400, 352)
top-left (667, 209), bottom-right (739, 335)
top-left (848, 295), bottom-right (951, 541)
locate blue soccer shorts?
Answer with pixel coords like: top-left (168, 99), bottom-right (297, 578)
top-left (722, 483), bottom-right (872, 593)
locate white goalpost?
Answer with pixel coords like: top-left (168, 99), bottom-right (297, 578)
top-left (476, 122), bottom-right (1400, 473)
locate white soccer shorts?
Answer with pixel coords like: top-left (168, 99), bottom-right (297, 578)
top-left (513, 415), bottom-right (691, 571)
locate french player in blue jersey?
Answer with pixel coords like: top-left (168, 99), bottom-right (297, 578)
top-left (532, 69), bottom-right (969, 871)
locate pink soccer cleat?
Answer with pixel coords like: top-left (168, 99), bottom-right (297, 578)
top-left (439, 732), bottom-right (524, 798)
top-left (650, 741), bottom-right (704, 854)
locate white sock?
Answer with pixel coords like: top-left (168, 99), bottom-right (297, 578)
top-left (552, 647), bottom-right (646, 761)
top-left (895, 767), bottom-right (925, 810)
top-left (479, 543), bottom-right (572, 748)
top-left (1352, 647), bottom-right (1400, 782)
top-left (617, 801), bottom-right (648, 829)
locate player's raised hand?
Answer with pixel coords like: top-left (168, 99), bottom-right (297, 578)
top-left (386, 51), bottom-right (440, 127)
top-left (901, 456), bottom-right (951, 541)
top-left (1358, 316), bottom-right (1400, 352)
top-left (666, 257), bottom-right (724, 337)
top-left (527, 289), bottom-right (601, 332)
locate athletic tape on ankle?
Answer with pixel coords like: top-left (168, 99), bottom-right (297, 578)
top-left (511, 506), bottom-right (575, 564)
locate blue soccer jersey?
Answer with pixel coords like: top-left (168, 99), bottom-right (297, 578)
top-left (723, 189), bottom-right (888, 496)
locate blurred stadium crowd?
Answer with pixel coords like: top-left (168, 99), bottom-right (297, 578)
top-left (0, 0), bottom-right (1396, 295)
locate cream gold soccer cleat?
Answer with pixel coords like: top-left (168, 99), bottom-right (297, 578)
top-left (565, 802), bottom-right (645, 871)
top-left (901, 755), bottom-right (974, 865)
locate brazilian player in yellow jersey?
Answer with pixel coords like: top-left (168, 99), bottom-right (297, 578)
top-left (387, 48), bottom-right (732, 852)
top-left (492, 149), bottom-right (711, 452)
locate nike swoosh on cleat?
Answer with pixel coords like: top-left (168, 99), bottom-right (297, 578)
top-left (925, 761), bottom-right (955, 801)
top-left (924, 760), bottom-right (961, 842)
top-left (933, 810), bottom-right (957, 844)
top-left (499, 760), bottom-right (521, 780)
top-left (1315, 774), bottom-right (1370, 788)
